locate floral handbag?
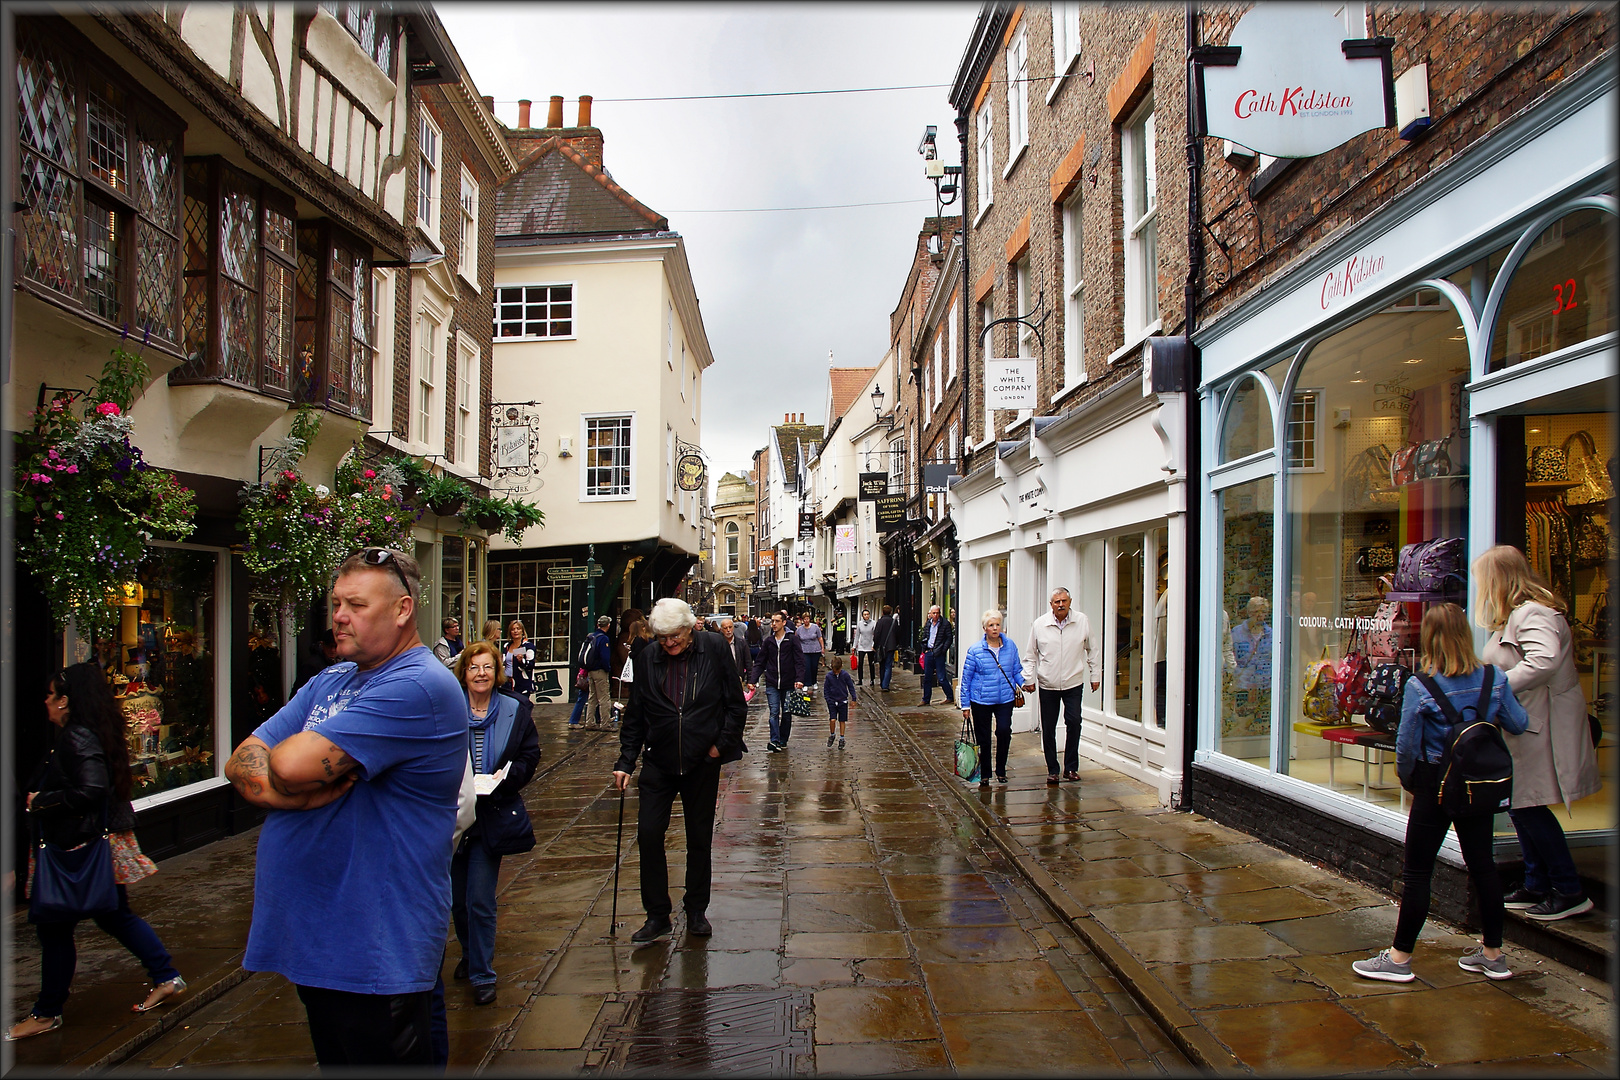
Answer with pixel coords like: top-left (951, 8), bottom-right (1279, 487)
top-left (1302, 650), bottom-right (1343, 724)
top-left (1528, 445), bottom-right (1570, 482)
top-left (1364, 601), bottom-right (1415, 658)
top-left (1390, 444), bottom-right (1420, 487)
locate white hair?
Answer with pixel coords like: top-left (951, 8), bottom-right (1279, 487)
top-left (1050, 587), bottom-right (1071, 601)
top-left (981, 609), bottom-right (1004, 629)
top-left (647, 597), bottom-right (697, 636)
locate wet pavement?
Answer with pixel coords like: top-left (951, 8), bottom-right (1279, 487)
top-left (6, 672), bottom-right (1614, 1076)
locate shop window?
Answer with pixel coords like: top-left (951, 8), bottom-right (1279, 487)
top-left (440, 536), bottom-right (483, 644)
top-left (1488, 207), bottom-right (1615, 372)
top-left (487, 560), bottom-right (571, 674)
top-left (1219, 374), bottom-right (1275, 461)
top-left (1218, 478), bottom-right (1275, 763)
top-left (1280, 290), bottom-right (1471, 806)
top-left (95, 548), bottom-right (219, 800)
top-left (15, 20), bottom-right (183, 344)
top-left (245, 593), bottom-right (286, 729)
top-left (995, 557), bottom-right (1009, 613)
top-left (1113, 534), bottom-right (1145, 721)
top-left (1151, 527), bottom-right (1170, 728)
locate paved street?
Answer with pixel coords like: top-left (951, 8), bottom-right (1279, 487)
top-left (6, 670), bottom-right (1614, 1076)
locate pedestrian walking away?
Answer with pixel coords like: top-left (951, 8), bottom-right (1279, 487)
top-left (823, 653), bottom-right (856, 749)
top-left (1352, 603), bottom-right (1529, 984)
top-left (852, 606), bottom-right (877, 686)
top-left (8, 664), bottom-right (182, 1042)
top-left (961, 610), bottom-right (1024, 786)
top-left (613, 599), bottom-right (748, 945)
top-left (795, 610), bottom-right (825, 686)
top-left (919, 605), bottom-right (956, 707)
top-left (872, 605), bottom-right (900, 691)
top-left (451, 642), bottom-right (540, 1006)
top-left (584, 615), bottom-right (615, 728)
top-left (1023, 588), bottom-right (1098, 785)
top-left (748, 611), bottom-right (805, 752)
top-left (1474, 545), bottom-right (1602, 922)
top-left (225, 547), bottom-right (466, 1069)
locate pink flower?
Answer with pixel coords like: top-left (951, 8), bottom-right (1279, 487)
top-left (96, 402), bottom-right (121, 416)
top-left (383, 484), bottom-right (393, 497)
top-left (363, 469), bottom-right (376, 479)
top-left (54, 512), bottom-right (65, 520)
top-left (63, 464), bottom-right (78, 474)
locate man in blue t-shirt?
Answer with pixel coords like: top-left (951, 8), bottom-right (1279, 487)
top-left (225, 547), bottom-right (466, 1068)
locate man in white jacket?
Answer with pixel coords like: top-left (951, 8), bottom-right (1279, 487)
top-left (1022, 588), bottom-right (1098, 785)
top-left (852, 607), bottom-right (877, 686)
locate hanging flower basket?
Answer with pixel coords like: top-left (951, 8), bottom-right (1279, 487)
top-left (429, 497), bottom-right (467, 518)
top-left (473, 512), bottom-right (504, 532)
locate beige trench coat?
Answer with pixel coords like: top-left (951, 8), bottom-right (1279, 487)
top-left (1483, 602), bottom-right (1602, 811)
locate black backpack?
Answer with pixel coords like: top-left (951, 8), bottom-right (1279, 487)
top-left (1414, 667), bottom-right (1513, 818)
top-left (577, 633), bottom-right (597, 671)
top-left (1363, 662), bottom-right (1412, 735)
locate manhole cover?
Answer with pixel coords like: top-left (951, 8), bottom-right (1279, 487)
top-left (587, 989), bottom-right (812, 1075)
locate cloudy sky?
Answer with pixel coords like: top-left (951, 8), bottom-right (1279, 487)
top-left (437, 2), bottom-right (979, 489)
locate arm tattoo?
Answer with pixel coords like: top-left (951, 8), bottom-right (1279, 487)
top-left (227, 743), bottom-right (270, 799)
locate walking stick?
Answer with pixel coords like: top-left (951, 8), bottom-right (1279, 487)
top-left (610, 783), bottom-right (625, 937)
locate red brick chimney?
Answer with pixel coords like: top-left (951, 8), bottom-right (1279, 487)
top-left (547, 95), bottom-right (564, 128)
top-left (517, 98), bottom-right (531, 128)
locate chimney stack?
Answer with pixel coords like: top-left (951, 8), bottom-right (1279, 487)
top-left (784, 413), bottom-right (790, 424)
top-left (547, 95), bottom-right (564, 128)
top-left (578, 95), bottom-right (592, 127)
top-left (481, 95), bottom-right (494, 113)
top-left (516, 98), bottom-right (531, 128)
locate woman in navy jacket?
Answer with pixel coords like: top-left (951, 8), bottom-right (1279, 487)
top-left (959, 610), bottom-right (1024, 786)
top-left (452, 642), bottom-right (540, 1005)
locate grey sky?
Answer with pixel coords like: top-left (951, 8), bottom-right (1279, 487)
top-left (436, 2), bottom-right (978, 490)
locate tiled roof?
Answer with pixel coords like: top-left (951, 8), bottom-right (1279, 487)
top-left (773, 423), bottom-right (825, 484)
top-left (829, 367), bottom-right (878, 422)
top-left (495, 136), bottom-right (667, 238)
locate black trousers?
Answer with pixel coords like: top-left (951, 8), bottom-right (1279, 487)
top-left (857, 651), bottom-right (877, 683)
top-left (295, 984), bottom-right (434, 1069)
top-left (971, 701), bottom-right (1014, 777)
top-left (1038, 685), bottom-right (1085, 775)
top-left (637, 758), bottom-right (723, 919)
top-left (1393, 778), bottom-right (1505, 953)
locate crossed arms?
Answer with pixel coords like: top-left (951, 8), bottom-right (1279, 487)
top-left (225, 733), bottom-right (359, 810)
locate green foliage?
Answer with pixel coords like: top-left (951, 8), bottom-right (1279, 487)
top-left (461, 494), bottom-right (545, 545)
top-left (11, 344), bottom-right (196, 639)
top-left (417, 470), bottom-right (474, 511)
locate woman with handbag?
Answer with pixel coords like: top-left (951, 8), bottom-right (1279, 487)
top-left (959, 610), bottom-right (1024, 787)
top-left (451, 643), bottom-right (541, 1006)
top-left (8, 664), bottom-right (184, 1041)
top-left (1352, 603), bottom-right (1529, 983)
top-left (1474, 545), bottom-right (1602, 922)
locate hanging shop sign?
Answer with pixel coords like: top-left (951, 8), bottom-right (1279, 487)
top-left (984, 359), bottom-right (1038, 409)
top-left (834, 525), bottom-right (856, 553)
top-left (924, 463), bottom-right (958, 495)
top-left (676, 452), bottom-right (706, 491)
top-left (757, 550), bottom-right (777, 569)
top-left (798, 512), bottom-right (817, 540)
top-left (1194, 4), bottom-right (1395, 159)
top-left (875, 493), bottom-right (906, 531)
top-left (859, 472), bottom-right (888, 500)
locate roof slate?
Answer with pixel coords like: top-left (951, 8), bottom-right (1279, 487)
top-left (495, 136), bottom-right (667, 238)
top-left (773, 423), bottom-right (825, 484)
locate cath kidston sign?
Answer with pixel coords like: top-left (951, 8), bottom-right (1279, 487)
top-left (1196, 4), bottom-right (1395, 159)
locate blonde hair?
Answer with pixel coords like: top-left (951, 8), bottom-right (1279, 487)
top-left (481, 620), bottom-right (502, 645)
top-left (981, 609), bottom-right (1004, 630)
top-left (456, 640), bottom-right (507, 688)
top-left (1420, 603), bottom-right (1481, 677)
top-left (1471, 544), bottom-right (1563, 631)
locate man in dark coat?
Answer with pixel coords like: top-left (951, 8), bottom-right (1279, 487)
top-left (872, 605), bottom-right (899, 691)
top-left (613, 599), bottom-right (748, 944)
top-left (748, 611), bottom-right (805, 752)
top-left (920, 605), bottom-right (956, 706)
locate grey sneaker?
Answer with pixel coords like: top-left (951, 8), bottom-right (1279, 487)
top-left (1352, 949), bottom-right (1414, 983)
top-left (827, 734), bottom-right (836, 747)
top-left (838, 737), bottom-right (845, 749)
top-left (1457, 948), bottom-right (1512, 980)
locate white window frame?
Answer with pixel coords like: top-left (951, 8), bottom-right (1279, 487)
top-left (1062, 192), bottom-right (1086, 390)
top-left (666, 425), bottom-right (676, 504)
top-left (1286, 389), bottom-right (1325, 473)
top-left (456, 164), bottom-right (478, 288)
top-left (493, 282), bottom-right (576, 341)
top-left (417, 110), bottom-right (441, 242)
top-left (412, 303), bottom-right (445, 449)
top-left (1048, 1), bottom-right (1082, 100)
top-left (931, 346), bottom-right (942, 419)
top-left (1122, 95), bottom-right (1160, 341)
top-left (369, 268), bottom-right (398, 435)
top-left (581, 412), bottom-right (635, 501)
top-left (690, 364), bottom-right (698, 424)
top-left (975, 99), bottom-right (994, 224)
top-left (1013, 259), bottom-right (1035, 429)
top-left (946, 299), bottom-right (958, 383)
top-left (666, 302), bottom-right (675, 369)
top-left (977, 300), bottom-right (995, 444)
top-left (726, 521), bottom-right (740, 574)
top-left (455, 335), bottom-right (478, 467)
top-left (1005, 27), bottom-right (1029, 173)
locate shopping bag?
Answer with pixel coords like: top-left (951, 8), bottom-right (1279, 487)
top-left (953, 715), bottom-right (979, 781)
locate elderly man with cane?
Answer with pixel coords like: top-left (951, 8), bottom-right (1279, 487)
top-left (612, 598), bottom-right (748, 943)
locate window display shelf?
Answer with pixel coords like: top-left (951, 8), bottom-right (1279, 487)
top-left (1525, 480), bottom-right (1581, 492)
top-left (1380, 590), bottom-right (1456, 603)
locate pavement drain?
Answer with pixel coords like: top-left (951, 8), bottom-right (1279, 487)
top-left (581, 989), bottom-right (813, 1075)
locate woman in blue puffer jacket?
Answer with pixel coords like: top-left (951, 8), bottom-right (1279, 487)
top-left (959, 610), bottom-right (1023, 787)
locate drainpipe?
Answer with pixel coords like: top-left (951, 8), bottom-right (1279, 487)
top-left (954, 107), bottom-right (970, 626)
top-left (1179, 2), bottom-right (1205, 811)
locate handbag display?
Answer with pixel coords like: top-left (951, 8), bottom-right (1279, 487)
top-left (1415, 434), bottom-right (1460, 480)
top-left (1333, 650), bottom-right (1371, 716)
top-left (1345, 444), bottom-right (1400, 509)
top-left (1571, 505), bottom-right (1612, 569)
top-left (1562, 430), bottom-right (1613, 506)
top-left (1391, 536), bottom-right (1467, 595)
top-left (1301, 650), bottom-right (1343, 724)
top-left (1390, 444), bottom-right (1420, 487)
top-left (1364, 601), bottom-right (1415, 658)
top-left (953, 714), bottom-right (980, 781)
top-left (1355, 544), bottom-right (1396, 576)
top-left (29, 809), bottom-right (118, 923)
top-left (1362, 662), bottom-right (1412, 735)
top-left (987, 648), bottom-right (1025, 708)
top-left (1528, 444), bottom-right (1570, 482)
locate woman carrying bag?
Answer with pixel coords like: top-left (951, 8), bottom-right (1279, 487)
top-left (451, 643), bottom-right (541, 1006)
top-left (959, 610), bottom-right (1024, 787)
top-left (1352, 604), bottom-right (1528, 983)
top-left (1474, 545), bottom-right (1602, 921)
top-left (9, 664), bottom-right (184, 1041)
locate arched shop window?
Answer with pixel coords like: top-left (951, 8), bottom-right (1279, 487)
top-left (1218, 373), bottom-right (1275, 462)
top-left (1486, 205), bottom-right (1615, 373)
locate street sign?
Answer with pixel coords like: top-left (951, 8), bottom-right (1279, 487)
top-left (858, 472), bottom-right (888, 501)
top-left (798, 512), bottom-right (816, 540)
top-left (546, 564), bottom-right (605, 581)
top-left (875, 493), bottom-right (905, 531)
top-left (924, 463), bottom-right (957, 494)
top-left (984, 359), bottom-right (1037, 409)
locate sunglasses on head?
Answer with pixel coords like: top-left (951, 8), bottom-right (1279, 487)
top-left (361, 547), bottom-right (410, 594)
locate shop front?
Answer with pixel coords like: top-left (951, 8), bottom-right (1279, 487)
top-left (1191, 63), bottom-right (1614, 873)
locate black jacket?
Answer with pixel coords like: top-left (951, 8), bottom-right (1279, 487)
top-left (750, 631), bottom-right (804, 690)
top-left (872, 614), bottom-right (899, 653)
top-left (469, 693), bottom-right (541, 856)
top-left (29, 721), bottom-right (133, 849)
top-left (724, 633), bottom-right (751, 683)
top-left (616, 631), bottom-right (748, 776)
top-left (921, 617), bottom-right (954, 658)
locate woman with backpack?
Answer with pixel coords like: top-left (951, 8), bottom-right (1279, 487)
top-left (1474, 545), bottom-right (1601, 922)
top-left (1352, 603), bottom-right (1528, 983)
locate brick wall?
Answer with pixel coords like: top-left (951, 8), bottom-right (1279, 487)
top-left (1196, 4), bottom-right (1615, 325)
